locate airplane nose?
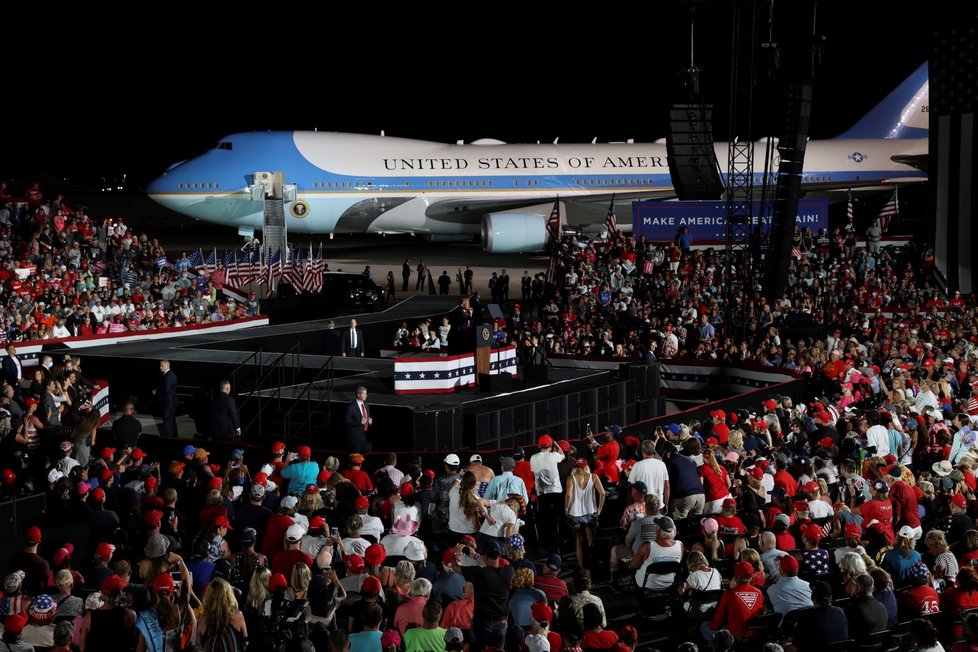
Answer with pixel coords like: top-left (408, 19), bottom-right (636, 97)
top-left (146, 173), bottom-right (166, 196)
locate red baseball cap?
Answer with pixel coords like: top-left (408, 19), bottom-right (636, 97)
top-left (268, 573), bottom-right (288, 592)
top-left (308, 516), bottom-right (326, 531)
top-left (792, 500), bottom-right (810, 512)
top-left (130, 448), bottom-right (146, 460)
top-left (803, 481), bottom-right (820, 495)
top-left (361, 575), bottom-right (382, 596)
top-left (143, 510), bottom-right (163, 528)
top-left (4, 614), bottom-right (27, 636)
top-left (346, 554), bottom-right (365, 573)
top-left (208, 477), bottom-right (223, 490)
top-left (24, 526), bottom-right (41, 544)
top-left (819, 437), bottom-right (834, 448)
top-left (557, 439), bottom-right (571, 452)
top-left (844, 523), bottom-right (862, 538)
top-left (101, 574), bottom-right (128, 595)
top-left (779, 555), bottom-right (799, 573)
top-left (763, 399), bottom-right (778, 410)
top-left (144, 476), bottom-right (158, 490)
top-left (213, 516), bottom-right (233, 529)
top-left (538, 434), bottom-right (553, 448)
top-left (802, 524), bottom-right (823, 542)
top-left (95, 542), bottom-right (115, 561)
top-left (722, 498), bottom-right (737, 509)
top-left (92, 488), bottom-right (106, 502)
top-left (101, 447), bottom-right (116, 460)
top-left (305, 483), bottom-right (319, 495)
top-left (734, 561), bottom-right (754, 579)
top-left (531, 602), bottom-right (553, 624)
top-left (153, 573), bottom-right (175, 595)
top-left (364, 543), bottom-right (387, 566)
top-left (297, 445), bottom-right (311, 459)
top-left (442, 548), bottom-right (457, 566)
top-left (317, 469), bottom-right (332, 484)
top-left (399, 482), bottom-right (415, 498)
top-left (271, 442), bottom-right (286, 454)
top-left (355, 495), bottom-right (370, 509)
top-left (952, 493), bottom-right (968, 509)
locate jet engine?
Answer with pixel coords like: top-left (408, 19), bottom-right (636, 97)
top-left (481, 212), bottom-right (548, 254)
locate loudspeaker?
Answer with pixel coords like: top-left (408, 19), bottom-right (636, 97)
top-left (479, 373), bottom-right (513, 393)
top-left (666, 104), bottom-right (724, 200)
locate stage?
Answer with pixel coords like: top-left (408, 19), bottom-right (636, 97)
top-left (72, 296), bottom-right (659, 453)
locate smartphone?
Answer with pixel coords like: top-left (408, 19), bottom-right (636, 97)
top-left (170, 570), bottom-right (182, 590)
top-left (330, 527), bottom-right (339, 538)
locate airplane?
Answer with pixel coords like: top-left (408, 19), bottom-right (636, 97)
top-left (147, 63), bottom-right (928, 254)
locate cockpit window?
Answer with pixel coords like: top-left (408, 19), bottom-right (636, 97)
top-left (216, 142), bottom-right (232, 150)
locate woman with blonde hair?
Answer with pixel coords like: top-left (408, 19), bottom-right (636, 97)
top-left (699, 448), bottom-right (731, 514)
top-left (565, 457), bottom-right (606, 569)
top-left (924, 529), bottom-right (958, 587)
top-left (882, 527), bottom-right (923, 587)
top-left (682, 550), bottom-right (721, 619)
top-left (71, 410), bottom-right (100, 467)
top-left (198, 578), bottom-right (247, 651)
top-left (298, 485), bottom-right (323, 515)
top-left (243, 566), bottom-right (271, 636)
top-left (448, 471), bottom-right (484, 538)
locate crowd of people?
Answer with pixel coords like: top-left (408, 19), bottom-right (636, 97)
top-left (0, 185), bottom-right (257, 345)
top-left (4, 379), bottom-right (978, 651)
top-left (3, 183), bottom-right (978, 651)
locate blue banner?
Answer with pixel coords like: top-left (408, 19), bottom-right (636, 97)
top-left (632, 198), bottom-right (829, 241)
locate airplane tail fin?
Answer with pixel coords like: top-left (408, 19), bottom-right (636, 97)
top-left (835, 62), bottom-right (928, 140)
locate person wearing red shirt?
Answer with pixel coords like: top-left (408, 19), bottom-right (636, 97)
top-left (270, 524), bottom-right (314, 580)
top-left (513, 449), bottom-right (535, 498)
top-left (714, 499), bottom-right (745, 537)
top-left (898, 562), bottom-right (940, 621)
top-left (861, 480), bottom-right (895, 545)
top-left (772, 457), bottom-right (798, 499)
top-left (886, 467), bottom-right (921, 538)
top-left (702, 561), bottom-right (764, 641)
top-left (589, 431), bottom-right (621, 483)
top-left (261, 495), bottom-right (298, 558)
top-left (943, 567), bottom-right (978, 639)
top-left (341, 454), bottom-right (374, 495)
top-left (699, 449), bottom-right (731, 514)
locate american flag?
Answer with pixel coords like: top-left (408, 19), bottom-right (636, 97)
top-left (605, 194), bottom-right (619, 237)
top-left (304, 244), bottom-right (324, 293)
top-left (223, 251), bottom-right (241, 289)
top-left (201, 248), bottom-right (218, 275)
top-left (265, 248), bottom-right (282, 292)
top-left (877, 189), bottom-right (898, 234)
top-left (186, 249), bottom-right (204, 269)
top-left (546, 197), bottom-right (561, 243)
top-left (846, 190), bottom-right (854, 226)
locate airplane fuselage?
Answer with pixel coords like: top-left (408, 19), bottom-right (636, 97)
top-left (147, 131), bottom-right (927, 236)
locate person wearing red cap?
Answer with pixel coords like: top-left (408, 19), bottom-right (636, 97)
top-left (834, 523), bottom-right (867, 567)
top-left (800, 524), bottom-right (831, 577)
top-left (9, 526), bottom-right (50, 595)
top-left (342, 453), bottom-right (374, 495)
top-left (948, 492), bottom-right (975, 546)
top-left (767, 554), bottom-right (813, 615)
top-left (135, 573), bottom-right (196, 652)
top-left (702, 560), bottom-right (763, 641)
top-left (279, 445), bottom-right (320, 495)
top-left (530, 435), bottom-right (565, 551)
top-left (80, 574), bottom-right (137, 649)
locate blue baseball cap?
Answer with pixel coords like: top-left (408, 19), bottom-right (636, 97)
top-left (668, 423), bottom-right (682, 435)
top-left (482, 540), bottom-right (501, 558)
top-left (182, 445), bottom-right (197, 457)
top-left (231, 449), bottom-right (244, 460)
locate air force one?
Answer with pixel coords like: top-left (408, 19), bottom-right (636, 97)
top-left (147, 64), bottom-right (928, 254)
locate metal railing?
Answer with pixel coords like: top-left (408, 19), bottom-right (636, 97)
top-left (236, 344), bottom-right (302, 438)
top-left (281, 354), bottom-right (334, 441)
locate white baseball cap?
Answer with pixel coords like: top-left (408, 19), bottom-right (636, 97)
top-left (404, 540), bottom-right (426, 561)
top-left (444, 454), bottom-right (460, 466)
top-left (281, 495), bottom-right (299, 510)
top-left (470, 454), bottom-right (483, 463)
top-left (286, 524), bottom-right (305, 542)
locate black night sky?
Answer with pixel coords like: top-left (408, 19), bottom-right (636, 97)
top-left (2, 3), bottom-right (931, 191)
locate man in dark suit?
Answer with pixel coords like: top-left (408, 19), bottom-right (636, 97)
top-left (341, 319), bottom-right (364, 357)
top-left (209, 380), bottom-right (240, 441)
top-left (154, 359), bottom-right (178, 438)
top-left (344, 386), bottom-right (372, 453)
top-left (2, 344), bottom-right (23, 393)
top-left (402, 258), bottom-right (412, 292)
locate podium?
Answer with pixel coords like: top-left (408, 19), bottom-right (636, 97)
top-left (475, 324), bottom-right (492, 376)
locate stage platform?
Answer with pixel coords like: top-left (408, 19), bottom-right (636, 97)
top-left (74, 296), bottom-right (657, 453)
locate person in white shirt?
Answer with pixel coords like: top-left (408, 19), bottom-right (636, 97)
top-left (530, 434), bottom-right (565, 552)
top-left (865, 413), bottom-right (890, 458)
top-left (628, 439), bottom-right (669, 508)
